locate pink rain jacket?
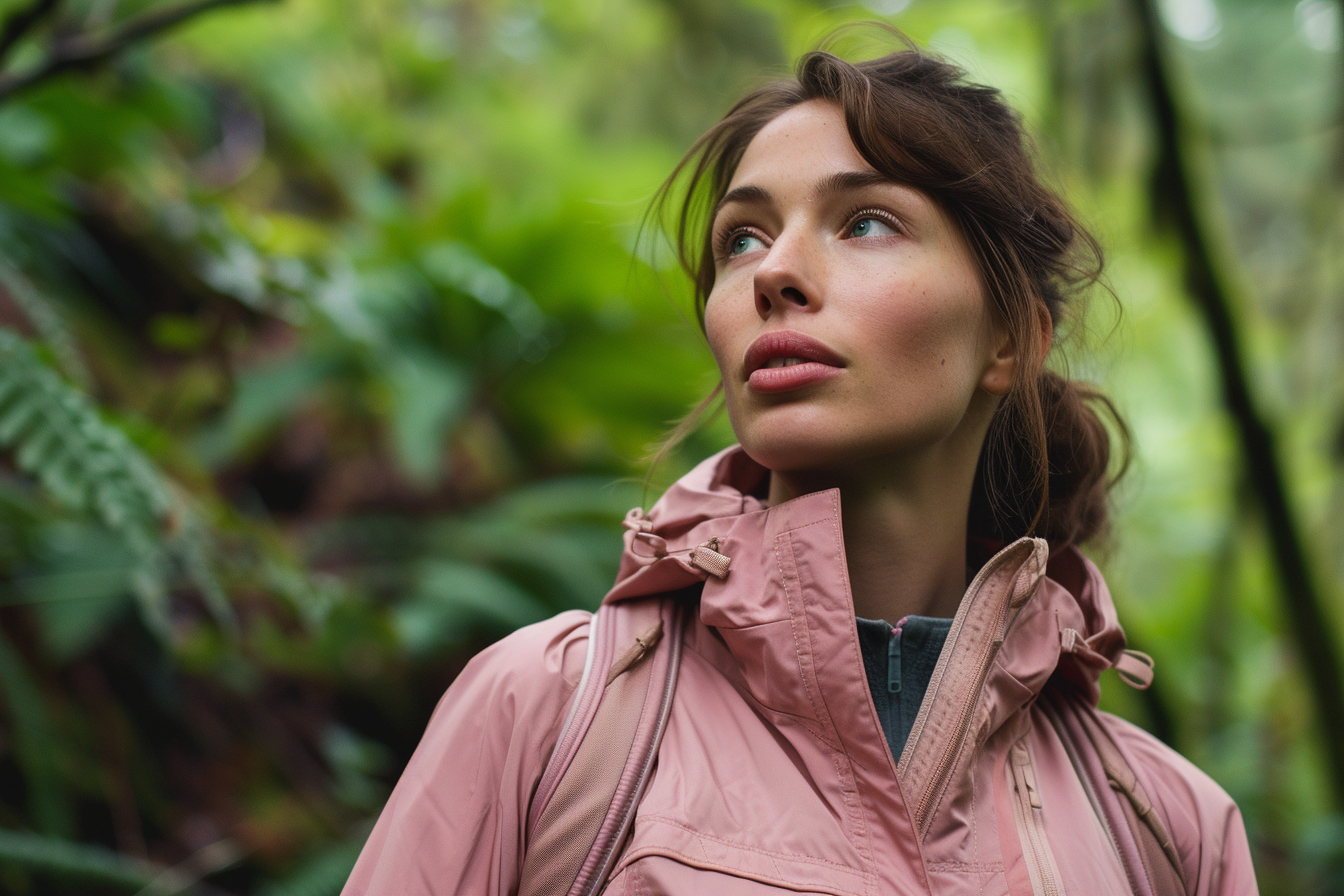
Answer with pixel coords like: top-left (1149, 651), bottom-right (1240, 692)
top-left (344, 446), bottom-right (1258, 895)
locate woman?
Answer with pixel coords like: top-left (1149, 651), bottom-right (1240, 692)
top-left (343, 38), bottom-right (1257, 896)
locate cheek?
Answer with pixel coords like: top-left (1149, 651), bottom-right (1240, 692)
top-left (859, 291), bottom-right (984, 370)
top-left (702, 294), bottom-right (755, 436)
top-left (702, 295), bottom-right (737, 376)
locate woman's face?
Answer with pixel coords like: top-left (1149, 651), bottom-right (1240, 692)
top-left (703, 100), bottom-right (1014, 478)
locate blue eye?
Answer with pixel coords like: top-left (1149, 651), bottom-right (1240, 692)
top-left (727, 232), bottom-right (764, 257)
top-left (849, 215), bottom-right (897, 238)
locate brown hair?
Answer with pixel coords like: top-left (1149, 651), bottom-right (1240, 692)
top-left (650, 35), bottom-right (1128, 549)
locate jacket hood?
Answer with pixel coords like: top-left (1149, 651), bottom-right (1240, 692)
top-left (604, 445), bottom-right (1145, 707)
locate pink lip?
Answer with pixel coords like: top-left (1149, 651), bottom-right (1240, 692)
top-left (743, 330), bottom-right (845, 394)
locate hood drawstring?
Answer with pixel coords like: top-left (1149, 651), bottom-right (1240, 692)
top-left (624, 507), bottom-right (668, 558)
top-left (1113, 650), bottom-right (1155, 689)
top-left (1061, 626), bottom-right (1155, 690)
top-left (623, 508), bottom-right (732, 579)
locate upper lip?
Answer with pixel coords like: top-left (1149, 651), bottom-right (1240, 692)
top-left (743, 330), bottom-right (846, 377)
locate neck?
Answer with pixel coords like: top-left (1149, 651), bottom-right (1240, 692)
top-left (766, 451), bottom-right (980, 623)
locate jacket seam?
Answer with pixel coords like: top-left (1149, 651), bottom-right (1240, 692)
top-left (826, 504), bottom-right (883, 896)
top-left (638, 815), bottom-right (878, 877)
top-left (775, 523), bottom-right (879, 894)
top-left (681, 634), bottom-right (827, 731)
top-left (972, 719), bottom-right (983, 887)
top-left (774, 531), bottom-right (841, 751)
top-left (619, 846), bottom-right (871, 896)
top-left (830, 752), bottom-right (878, 896)
top-left (926, 860), bottom-right (1005, 872)
top-left (773, 516), bottom-right (835, 537)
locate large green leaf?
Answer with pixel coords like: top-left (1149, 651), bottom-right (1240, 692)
top-left (384, 349), bottom-right (469, 485)
top-left (0, 829), bottom-right (158, 890)
top-left (394, 561), bottom-right (553, 656)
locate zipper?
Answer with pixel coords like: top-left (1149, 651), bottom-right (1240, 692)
top-left (906, 548), bottom-right (1021, 833)
top-left (887, 623), bottom-right (902, 695)
top-left (1009, 740), bottom-right (1065, 896)
top-left (585, 601), bottom-right (685, 895)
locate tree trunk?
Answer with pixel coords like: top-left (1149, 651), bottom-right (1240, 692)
top-left (1129, 0), bottom-right (1344, 809)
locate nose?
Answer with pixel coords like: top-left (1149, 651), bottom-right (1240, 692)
top-left (752, 230), bottom-right (819, 319)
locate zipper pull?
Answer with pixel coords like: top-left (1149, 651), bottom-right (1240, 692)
top-left (1013, 744), bottom-right (1043, 809)
top-left (605, 621), bottom-right (664, 685)
top-left (887, 629), bottom-right (902, 694)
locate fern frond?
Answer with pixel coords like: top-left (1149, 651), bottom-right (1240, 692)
top-left (0, 327), bottom-right (236, 638)
top-left (0, 259), bottom-right (90, 389)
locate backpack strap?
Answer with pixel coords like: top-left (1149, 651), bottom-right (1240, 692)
top-left (519, 595), bottom-right (685, 896)
top-left (1040, 688), bottom-right (1188, 896)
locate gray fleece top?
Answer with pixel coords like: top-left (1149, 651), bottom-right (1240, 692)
top-left (855, 615), bottom-right (953, 761)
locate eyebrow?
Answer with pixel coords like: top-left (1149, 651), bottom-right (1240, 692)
top-left (813, 170), bottom-right (898, 198)
top-left (712, 170), bottom-right (902, 221)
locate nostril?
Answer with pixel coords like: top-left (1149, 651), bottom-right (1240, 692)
top-left (780, 286), bottom-right (807, 306)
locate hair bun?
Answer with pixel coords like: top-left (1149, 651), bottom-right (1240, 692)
top-left (971, 371), bottom-right (1129, 548)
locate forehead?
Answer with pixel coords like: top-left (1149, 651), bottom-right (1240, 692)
top-left (719, 99), bottom-right (951, 232)
top-left (728, 100), bottom-right (874, 190)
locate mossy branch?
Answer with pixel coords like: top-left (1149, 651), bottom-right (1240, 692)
top-left (0, 0), bottom-right (274, 104)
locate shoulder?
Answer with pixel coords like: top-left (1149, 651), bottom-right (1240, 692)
top-left (421, 608), bottom-right (593, 746)
top-left (342, 610), bottom-right (593, 896)
top-left (1099, 711), bottom-right (1237, 832)
top-left (1098, 711), bottom-right (1259, 895)
top-left (453, 608), bottom-right (593, 699)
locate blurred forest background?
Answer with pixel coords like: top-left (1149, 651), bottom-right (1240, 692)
top-left (0, 0), bottom-right (1340, 892)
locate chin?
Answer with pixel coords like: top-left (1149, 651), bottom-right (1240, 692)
top-left (729, 406), bottom-right (826, 468)
top-left (735, 417), bottom-right (963, 479)
top-left (736, 428), bottom-right (872, 476)
top-left (738, 441), bottom-right (829, 475)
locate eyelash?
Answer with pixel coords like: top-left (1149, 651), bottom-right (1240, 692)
top-left (842, 205), bottom-right (903, 236)
top-left (713, 221), bottom-right (763, 263)
top-left (712, 204), bottom-right (905, 262)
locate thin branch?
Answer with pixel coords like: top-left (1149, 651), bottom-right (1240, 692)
top-left (1335, 0), bottom-right (1344, 183)
top-left (0, 0), bottom-right (61, 64)
top-left (1131, 0), bottom-right (1344, 809)
top-left (0, 0), bottom-right (273, 104)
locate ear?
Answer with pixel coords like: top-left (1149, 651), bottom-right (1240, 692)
top-left (979, 324), bottom-right (1016, 397)
top-left (979, 304), bottom-right (1052, 397)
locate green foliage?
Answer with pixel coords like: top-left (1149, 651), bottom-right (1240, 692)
top-left (0, 828), bottom-right (160, 890)
top-left (0, 325), bottom-right (231, 639)
top-left (0, 328), bottom-right (165, 535)
top-left (0, 631), bottom-right (73, 838)
top-left (254, 836), bottom-right (365, 896)
top-left (0, 0), bottom-right (1338, 892)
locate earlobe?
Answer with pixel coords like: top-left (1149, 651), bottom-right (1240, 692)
top-left (981, 304), bottom-right (1053, 396)
top-left (1039, 302), bottom-right (1055, 356)
top-left (979, 335), bottom-right (1016, 396)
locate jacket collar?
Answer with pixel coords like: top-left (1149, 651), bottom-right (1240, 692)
top-left (603, 446), bottom-right (1133, 731)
